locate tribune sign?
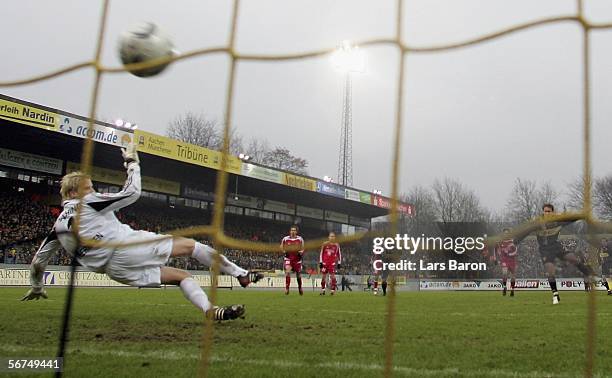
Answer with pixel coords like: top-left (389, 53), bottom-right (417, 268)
top-left (135, 130), bottom-right (242, 174)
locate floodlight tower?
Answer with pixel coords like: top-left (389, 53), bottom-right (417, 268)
top-left (331, 41), bottom-right (365, 187)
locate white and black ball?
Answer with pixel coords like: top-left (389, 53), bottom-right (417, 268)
top-left (118, 22), bottom-right (175, 78)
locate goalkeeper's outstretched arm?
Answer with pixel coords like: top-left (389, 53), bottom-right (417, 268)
top-left (85, 143), bottom-right (141, 213)
top-left (22, 229), bottom-right (61, 300)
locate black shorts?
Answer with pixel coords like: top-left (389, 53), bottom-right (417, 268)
top-left (539, 247), bottom-right (569, 264)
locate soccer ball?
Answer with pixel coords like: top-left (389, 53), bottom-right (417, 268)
top-left (118, 22), bottom-right (175, 78)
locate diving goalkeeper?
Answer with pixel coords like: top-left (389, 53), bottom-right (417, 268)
top-left (21, 143), bottom-right (263, 321)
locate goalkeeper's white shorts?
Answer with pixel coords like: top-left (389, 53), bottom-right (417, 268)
top-left (104, 230), bottom-right (174, 287)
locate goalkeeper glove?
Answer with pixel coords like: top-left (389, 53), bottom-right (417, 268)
top-left (121, 142), bottom-right (139, 167)
top-left (21, 288), bottom-right (48, 301)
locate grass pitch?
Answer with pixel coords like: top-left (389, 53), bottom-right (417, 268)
top-left (1, 287), bottom-right (611, 377)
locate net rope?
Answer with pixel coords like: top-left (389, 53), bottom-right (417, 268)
top-left (0, 0), bottom-right (609, 376)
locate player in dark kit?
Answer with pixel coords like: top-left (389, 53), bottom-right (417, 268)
top-left (371, 254), bottom-right (389, 296)
top-left (281, 225), bottom-right (305, 295)
top-left (516, 204), bottom-right (593, 304)
top-left (319, 232), bottom-right (342, 295)
top-left (495, 228), bottom-right (518, 297)
top-left (598, 238), bottom-right (612, 295)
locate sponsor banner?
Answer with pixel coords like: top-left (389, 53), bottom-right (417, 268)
top-left (190, 274), bottom-right (233, 288)
top-left (296, 205), bottom-right (324, 220)
top-left (513, 279), bottom-right (544, 289)
top-left (558, 278), bottom-right (603, 291)
top-left (58, 116), bottom-right (133, 147)
top-left (135, 130), bottom-right (241, 174)
top-left (373, 195), bottom-right (415, 215)
top-left (316, 181), bottom-right (345, 198)
top-left (420, 281), bottom-right (453, 290)
top-left (349, 216), bottom-right (370, 228)
top-left (0, 269), bottom-right (233, 288)
top-left (325, 210), bottom-right (349, 223)
top-left (263, 199), bottom-right (295, 215)
top-left (0, 98), bottom-right (58, 131)
top-left (241, 163), bottom-right (284, 184)
top-left (66, 162), bottom-right (180, 195)
top-left (0, 147), bottom-right (62, 175)
top-left (0, 269), bottom-right (319, 289)
top-left (480, 280), bottom-right (504, 290)
top-left (345, 189), bottom-right (360, 202)
top-left (420, 279), bottom-right (606, 291)
top-left (359, 192), bottom-right (372, 204)
top-left (284, 173), bottom-right (316, 191)
top-left (227, 194), bottom-right (257, 208)
top-left (183, 186), bottom-right (214, 201)
top-left (460, 281), bottom-right (479, 290)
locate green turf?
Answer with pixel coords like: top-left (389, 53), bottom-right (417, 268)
top-left (0, 287), bottom-right (611, 377)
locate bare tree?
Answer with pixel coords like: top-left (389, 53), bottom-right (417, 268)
top-left (167, 112), bottom-right (220, 149)
top-left (565, 177), bottom-right (586, 211)
top-left (506, 178), bottom-right (559, 223)
top-left (166, 112), bottom-right (244, 155)
top-left (245, 137), bottom-right (271, 163)
top-left (538, 181), bottom-right (558, 207)
top-left (594, 176), bottom-right (612, 220)
top-left (431, 178), bottom-right (485, 222)
top-left (400, 186), bottom-right (436, 234)
top-left (262, 147), bottom-right (308, 175)
top-left (227, 128), bottom-right (244, 156)
top-left (505, 179), bottom-right (538, 223)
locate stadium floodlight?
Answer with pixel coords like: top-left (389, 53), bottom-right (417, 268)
top-left (238, 153), bottom-right (251, 161)
top-left (332, 41), bottom-right (366, 188)
top-left (323, 175), bottom-right (333, 182)
top-left (125, 122), bottom-right (132, 129)
top-left (114, 119), bottom-right (124, 127)
top-left (131, 124), bottom-right (138, 130)
top-left (330, 40), bottom-right (366, 73)
top-left (373, 189), bottom-right (382, 195)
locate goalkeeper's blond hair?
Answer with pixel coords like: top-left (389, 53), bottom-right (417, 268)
top-left (60, 171), bottom-right (90, 201)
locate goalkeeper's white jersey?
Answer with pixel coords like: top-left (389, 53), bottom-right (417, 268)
top-left (45, 163), bottom-right (142, 272)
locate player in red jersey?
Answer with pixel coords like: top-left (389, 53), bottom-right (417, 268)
top-left (281, 225), bottom-right (305, 295)
top-left (319, 232), bottom-right (342, 295)
top-left (495, 228), bottom-right (518, 297)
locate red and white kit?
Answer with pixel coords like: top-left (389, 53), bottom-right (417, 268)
top-left (282, 235), bottom-right (304, 273)
top-left (496, 239), bottom-right (518, 271)
top-left (320, 242), bottom-right (342, 273)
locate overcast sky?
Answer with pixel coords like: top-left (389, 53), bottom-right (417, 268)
top-left (2, 0), bottom-right (612, 212)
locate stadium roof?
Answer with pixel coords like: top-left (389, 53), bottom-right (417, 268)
top-left (0, 94), bottom-right (413, 224)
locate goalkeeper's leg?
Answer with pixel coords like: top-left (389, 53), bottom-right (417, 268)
top-left (171, 237), bottom-right (262, 287)
top-left (161, 267), bottom-right (244, 320)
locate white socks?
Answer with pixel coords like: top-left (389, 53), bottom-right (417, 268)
top-left (180, 277), bottom-right (211, 313)
top-left (192, 242), bottom-right (248, 278)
